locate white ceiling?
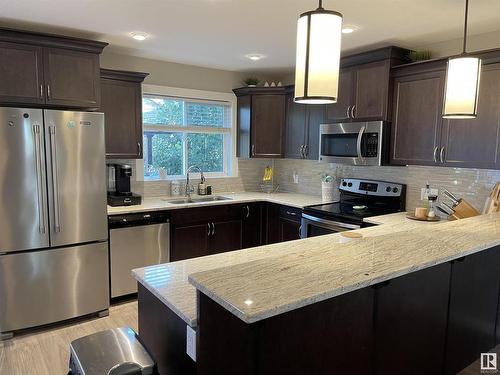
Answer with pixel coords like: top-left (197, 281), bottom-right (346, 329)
top-left (2, 0), bottom-right (500, 73)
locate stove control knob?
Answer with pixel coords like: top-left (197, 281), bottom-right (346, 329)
top-left (342, 181), bottom-right (347, 187)
top-left (392, 187), bottom-right (399, 193)
top-left (347, 182), bottom-right (353, 187)
top-left (386, 186), bottom-right (391, 193)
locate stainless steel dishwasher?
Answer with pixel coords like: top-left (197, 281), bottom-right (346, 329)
top-left (108, 211), bottom-right (170, 298)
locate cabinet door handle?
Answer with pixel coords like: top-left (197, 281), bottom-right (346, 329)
top-left (211, 222), bottom-right (215, 236)
top-left (286, 211), bottom-right (297, 216)
top-left (346, 105), bottom-right (351, 119)
top-left (245, 205), bottom-right (250, 218)
top-left (440, 147), bottom-right (445, 163)
top-left (137, 142), bottom-right (142, 157)
top-left (251, 144), bottom-right (255, 157)
top-left (433, 147), bottom-right (439, 163)
top-left (47, 84), bottom-right (51, 99)
top-left (304, 145), bottom-right (308, 157)
top-left (39, 84), bottom-right (44, 99)
top-left (351, 105), bottom-right (356, 118)
top-left (207, 222), bottom-right (211, 236)
top-left (299, 145), bottom-right (304, 158)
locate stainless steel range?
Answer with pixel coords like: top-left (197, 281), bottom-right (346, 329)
top-left (0, 108), bottom-right (109, 339)
top-left (301, 178), bottom-right (406, 238)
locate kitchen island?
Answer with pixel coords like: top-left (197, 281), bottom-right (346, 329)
top-left (134, 213), bottom-right (500, 375)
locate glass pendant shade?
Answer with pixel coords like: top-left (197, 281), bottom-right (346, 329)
top-left (443, 56), bottom-right (481, 119)
top-left (294, 7), bottom-right (343, 104)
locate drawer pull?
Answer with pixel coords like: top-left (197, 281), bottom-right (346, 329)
top-left (286, 211), bottom-right (297, 216)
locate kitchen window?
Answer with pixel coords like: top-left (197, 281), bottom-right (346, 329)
top-left (141, 86), bottom-right (236, 180)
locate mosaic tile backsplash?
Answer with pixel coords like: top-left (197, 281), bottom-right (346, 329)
top-left (109, 158), bottom-right (500, 213)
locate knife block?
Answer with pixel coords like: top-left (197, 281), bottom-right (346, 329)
top-left (483, 183), bottom-right (500, 214)
top-left (453, 199), bottom-right (480, 219)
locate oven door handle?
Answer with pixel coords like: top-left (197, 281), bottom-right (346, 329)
top-left (356, 126), bottom-right (365, 161)
top-left (302, 214), bottom-right (361, 231)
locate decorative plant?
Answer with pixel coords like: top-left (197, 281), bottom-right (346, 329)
top-left (320, 172), bottom-right (335, 183)
top-left (243, 77), bottom-right (260, 87)
top-left (408, 50), bottom-right (432, 62)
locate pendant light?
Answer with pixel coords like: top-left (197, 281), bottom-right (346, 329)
top-left (294, 0), bottom-right (343, 104)
top-left (443, 0), bottom-right (481, 119)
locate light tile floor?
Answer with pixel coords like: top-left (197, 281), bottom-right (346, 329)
top-left (0, 301), bottom-right (137, 375)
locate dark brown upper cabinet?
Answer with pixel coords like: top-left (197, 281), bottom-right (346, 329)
top-left (391, 67), bottom-right (445, 166)
top-left (284, 87), bottom-right (325, 160)
top-left (391, 56), bottom-right (500, 170)
top-left (234, 87), bottom-right (286, 158)
top-left (0, 28), bottom-right (107, 109)
top-left (100, 69), bottom-right (149, 159)
top-left (326, 47), bottom-right (410, 123)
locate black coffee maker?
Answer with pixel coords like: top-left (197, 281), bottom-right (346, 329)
top-left (107, 164), bottom-right (142, 206)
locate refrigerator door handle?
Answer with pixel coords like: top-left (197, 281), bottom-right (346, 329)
top-left (49, 126), bottom-right (61, 233)
top-left (33, 124), bottom-right (46, 234)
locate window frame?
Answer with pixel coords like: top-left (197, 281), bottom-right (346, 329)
top-left (138, 84), bottom-right (238, 181)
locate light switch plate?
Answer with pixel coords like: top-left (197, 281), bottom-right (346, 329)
top-left (186, 325), bottom-right (197, 361)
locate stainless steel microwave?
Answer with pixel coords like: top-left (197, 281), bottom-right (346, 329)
top-left (319, 121), bottom-right (389, 166)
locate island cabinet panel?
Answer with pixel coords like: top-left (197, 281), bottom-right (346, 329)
top-left (197, 287), bottom-right (375, 375)
top-left (137, 284), bottom-right (196, 375)
top-left (0, 42), bottom-right (44, 105)
top-left (234, 87), bottom-right (286, 158)
top-left (43, 48), bottom-right (100, 108)
top-left (101, 69), bottom-right (148, 159)
top-left (373, 262), bottom-right (451, 375)
top-left (390, 70), bottom-right (445, 166)
top-left (444, 247), bottom-right (500, 375)
top-left (440, 63), bottom-right (500, 169)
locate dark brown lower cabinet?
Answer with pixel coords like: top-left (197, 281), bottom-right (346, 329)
top-left (266, 204), bottom-right (302, 244)
top-left (444, 247), bottom-right (500, 374)
top-left (374, 263), bottom-right (451, 375)
top-left (242, 203), bottom-right (264, 249)
top-left (210, 220), bottom-right (242, 254)
top-left (170, 223), bottom-right (210, 262)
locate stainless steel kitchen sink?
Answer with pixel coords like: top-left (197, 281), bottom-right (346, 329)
top-left (164, 196), bottom-right (233, 204)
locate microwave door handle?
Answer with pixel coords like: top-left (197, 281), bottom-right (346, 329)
top-left (356, 126), bottom-right (365, 160)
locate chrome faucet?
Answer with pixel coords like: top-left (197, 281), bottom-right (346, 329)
top-left (185, 165), bottom-right (205, 199)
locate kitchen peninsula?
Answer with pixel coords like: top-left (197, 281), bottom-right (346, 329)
top-left (133, 212), bottom-right (500, 375)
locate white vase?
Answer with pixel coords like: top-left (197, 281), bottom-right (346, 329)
top-left (322, 181), bottom-right (337, 202)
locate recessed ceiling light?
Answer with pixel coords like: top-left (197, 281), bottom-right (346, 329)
top-left (245, 54), bottom-right (265, 61)
top-left (130, 32), bottom-right (148, 41)
top-left (342, 25), bottom-right (359, 34)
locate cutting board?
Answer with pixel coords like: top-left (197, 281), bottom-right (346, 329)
top-left (483, 182), bottom-right (500, 214)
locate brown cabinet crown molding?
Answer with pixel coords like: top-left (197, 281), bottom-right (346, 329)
top-left (100, 68), bottom-right (149, 83)
top-left (233, 86), bottom-right (287, 96)
top-left (0, 27), bottom-right (107, 54)
top-left (339, 45), bottom-right (411, 68)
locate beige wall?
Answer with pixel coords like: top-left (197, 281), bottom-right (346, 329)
top-left (101, 51), bottom-right (253, 93)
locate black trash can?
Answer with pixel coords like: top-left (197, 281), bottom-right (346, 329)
top-left (68, 327), bottom-right (157, 375)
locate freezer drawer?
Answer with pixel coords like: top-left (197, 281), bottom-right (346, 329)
top-left (0, 242), bottom-right (109, 333)
top-left (110, 223), bottom-right (170, 298)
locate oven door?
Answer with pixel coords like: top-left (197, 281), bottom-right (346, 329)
top-left (319, 121), bottom-right (384, 166)
top-left (300, 214), bottom-right (360, 238)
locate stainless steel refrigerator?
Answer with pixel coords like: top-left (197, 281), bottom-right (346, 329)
top-left (0, 108), bottom-right (109, 338)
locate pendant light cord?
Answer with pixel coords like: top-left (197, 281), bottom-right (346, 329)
top-left (462, 0), bottom-right (469, 54)
top-left (318, 0), bottom-right (324, 10)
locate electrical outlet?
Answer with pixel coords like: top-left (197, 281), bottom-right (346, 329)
top-left (421, 188), bottom-right (439, 200)
top-left (186, 325), bottom-right (197, 361)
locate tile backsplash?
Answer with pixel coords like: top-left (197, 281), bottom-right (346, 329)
top-left (271, 159), bottom-right (500, 212)
top-left (108, 158), bottom-right (500, 212)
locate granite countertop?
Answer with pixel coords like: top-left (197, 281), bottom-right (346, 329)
top-left (108, 192), bottom-right (324, 215)
top-left (189, 213), bottom-right (500, 324)
top-left (132, 211), bottom-right (441, 327)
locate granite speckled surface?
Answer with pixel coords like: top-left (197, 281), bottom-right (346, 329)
top-left (189, 213), bottom-right (500, 323)
top-left (108, 192), bottom-right (324, 215)
top-left (133, 212), bottom-right (441, 327)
